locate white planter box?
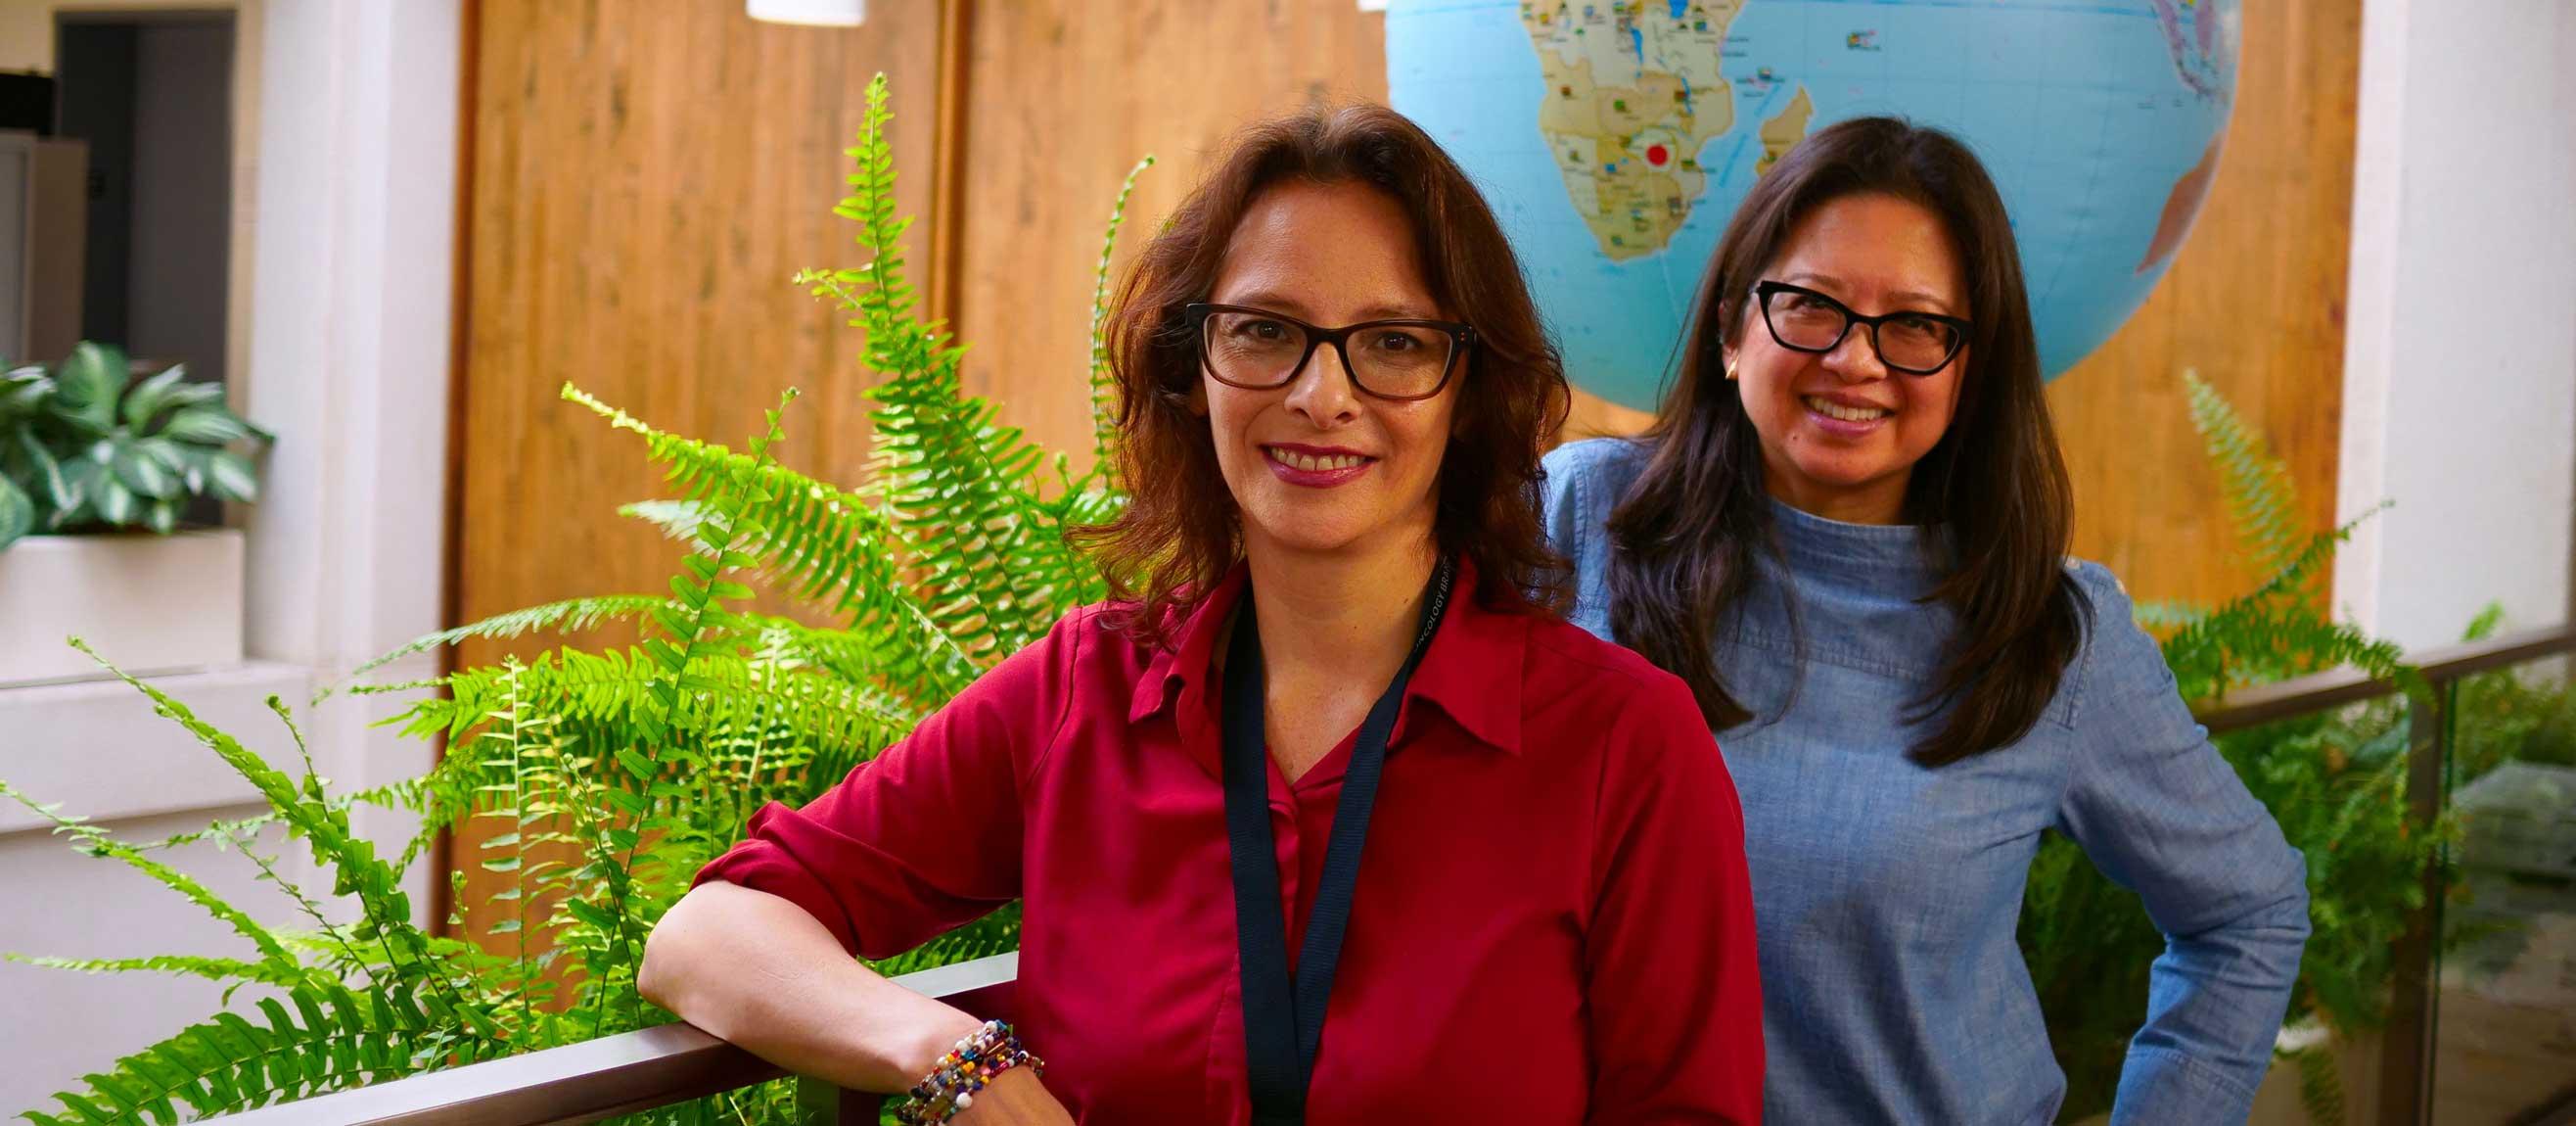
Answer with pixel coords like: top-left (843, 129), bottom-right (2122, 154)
top-left (0, 530), bottom-right (246, 685)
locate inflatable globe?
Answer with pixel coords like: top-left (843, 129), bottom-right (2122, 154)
top-left (1387, 0), bottom-right (2240, 409)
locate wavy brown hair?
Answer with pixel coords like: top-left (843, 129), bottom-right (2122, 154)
top-left (1605, 117), bottom-right (2090, 766)
top-left (1075, 104), bottom-right (1571, 645)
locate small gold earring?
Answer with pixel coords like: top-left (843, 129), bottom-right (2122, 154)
top-left (1724, 362), bottom-right (1740, 381)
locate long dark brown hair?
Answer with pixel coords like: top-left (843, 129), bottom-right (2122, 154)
top-left (1075, 104), bottom-right (1572, 644)
top-left (1605, 117), bottom-right (2089, 766)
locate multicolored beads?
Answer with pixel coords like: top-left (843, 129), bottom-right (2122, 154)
top-left (894, 1020), bottom-right (1043, 1124)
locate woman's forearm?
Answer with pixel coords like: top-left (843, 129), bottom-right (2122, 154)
top-left (2110, 869), bottom-right (2311, 1124)
top-left (637, 879), bottom-right (983, 1092)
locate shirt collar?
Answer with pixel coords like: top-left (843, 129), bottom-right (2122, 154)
top-left (1127, 555), bottom-right (1527, 757)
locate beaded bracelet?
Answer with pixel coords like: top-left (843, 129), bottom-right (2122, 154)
top-left (893, 1019), bottom-right (1044, 1125)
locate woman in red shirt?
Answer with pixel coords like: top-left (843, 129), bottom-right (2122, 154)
top-left (637, 104), bottom-right (1763, 1125)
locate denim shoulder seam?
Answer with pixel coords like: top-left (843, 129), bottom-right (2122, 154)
top-left (2054, 565), bottom-right (2116, 814)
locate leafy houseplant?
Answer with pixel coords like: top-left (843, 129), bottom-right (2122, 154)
top-left (7, 74), bottom-right (1149, 1125)
top-left (0, 342), bottom-right (270, 548)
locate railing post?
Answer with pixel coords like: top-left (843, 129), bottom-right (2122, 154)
top-left (794, 1074), bottom-right (883, 1124)
top-left (2376, 679), bottom-right (2452, 1126)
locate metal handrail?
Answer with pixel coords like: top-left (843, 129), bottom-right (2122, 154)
top-left (204, 954), bottom-right (1020, 1126)
top-left (2195, 624), bottom-right (2576, 734)
top-left (197, 628), bottom-right (2576, 1126)
top-left (2192, 622), bottom-right (2576, 1126)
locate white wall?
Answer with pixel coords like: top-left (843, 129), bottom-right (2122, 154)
top-left (0, 663), bottom-right (310, 1117)
top-left (2335, 0), bottom-right (2576, 651)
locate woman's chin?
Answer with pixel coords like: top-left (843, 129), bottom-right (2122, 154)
top-left (1244, 522), bottom-right (1376, 557)
top-left (1773, 455), bottom-right (1913, 512)
top-left (1786, 458), bottom-right (1898, 492)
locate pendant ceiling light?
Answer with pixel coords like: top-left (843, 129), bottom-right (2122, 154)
top-left (747, 0), bottom-right (865, 26)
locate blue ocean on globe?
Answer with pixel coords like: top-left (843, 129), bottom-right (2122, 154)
top-left (1387, 0), bottom-right (2240, 409)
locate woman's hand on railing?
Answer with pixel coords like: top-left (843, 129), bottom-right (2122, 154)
top-left (948, 1068), bottom-right (1077, 1125)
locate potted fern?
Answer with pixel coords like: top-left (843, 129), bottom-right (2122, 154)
top-left (0, 342), bottom-right (268, 685)
top-left (4, 75), bottom-right (1131, 1124)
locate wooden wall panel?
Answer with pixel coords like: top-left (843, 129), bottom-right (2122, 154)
top-left (947, 0), bottom-right (1395, 464)
top-left (457, 0), bottom-right (937, 649)
top-left (2045, 0), bottom-right (2362, 608)
top-left (452, 0), bottom-right (939, 939)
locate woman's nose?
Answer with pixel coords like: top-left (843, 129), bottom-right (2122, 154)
top-left (1284, 342), bottom-right (1362, 426)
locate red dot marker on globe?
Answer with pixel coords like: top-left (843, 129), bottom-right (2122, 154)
top-left (1646, 144), bottom-right (1670, 166)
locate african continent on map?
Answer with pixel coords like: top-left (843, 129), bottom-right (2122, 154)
top-left (1389, 0), bottom-right (2241, 409)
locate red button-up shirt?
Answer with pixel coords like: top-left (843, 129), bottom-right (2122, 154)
top-left (696, 561), bottom-right (1763, 1123)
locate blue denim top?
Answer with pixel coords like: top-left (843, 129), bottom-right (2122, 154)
top-left (1541, 437), bottom-right (2309, 1125)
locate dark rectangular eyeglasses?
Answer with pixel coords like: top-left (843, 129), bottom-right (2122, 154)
top-left (1185, 303), bottom-right (1475, 401)
top-left (1751, 280), bottom-right (1971, 376)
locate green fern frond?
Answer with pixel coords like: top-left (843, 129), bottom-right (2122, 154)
top-left (62, 641), bottom-right (493, 1038)
top-left (2131, 599), bottom-right (2211, 631)
top-left (342, 595), bottom-right (668, 685)
top-left (630, 389), bottom-right (793, 746)
top-left (619, 493), bottom-right (977, 708)
top-left (1087, 155), bottom-right (1156, 472)
top-left (2164, 600), bottom-right (2408, 702)
top-left (865, 905), bottom-right (1024, 979)
top-left (800, 75), bottom-right (1096, 661)
top-left (18, 981), bottom-right (468, 1126)
top-left (0, 780), bottom-right (305, 980)
top-left (2291, 1044), bottom-right (2346, 1126)
top-left (2461, 601), bottom-right (2507, 642)
top-left (413, 647), bottom-right (911, 761)
top-left (571, 388), bottom-right (975, 706)
top-left (2183, 370), bottom-right (2309, 580)
top-left (4, 954), bottom-right (305, 990)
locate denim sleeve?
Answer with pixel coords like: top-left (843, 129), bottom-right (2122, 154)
top-left (2056, 565), bottom-right (2312, 1125)
top-left (1540, 439), bottom-right (1637, 630)
top-left (1539, 441), bottom-right (1597, 559)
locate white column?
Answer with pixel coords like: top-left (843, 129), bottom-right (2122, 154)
top-left (240, 0), bottom-right (460, 915)
top-left (2333, 0), bottom-right (2576, 650)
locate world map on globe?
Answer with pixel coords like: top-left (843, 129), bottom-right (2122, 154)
top-left (1386, 0), bottom-right (2240, 409)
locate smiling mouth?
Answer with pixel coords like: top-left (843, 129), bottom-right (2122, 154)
top-left (1803, 396), bottom-right (1892, 422)
top-left (1264, 446), bottom-right (1375, 472)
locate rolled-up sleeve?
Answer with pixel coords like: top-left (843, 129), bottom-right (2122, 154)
top-left (1583, 671), bottom-right (1766, 1124)
top-left (693, 609), bottom-right (1090, 959)
top-left (2057, 568), bottom-right (2311, 1125)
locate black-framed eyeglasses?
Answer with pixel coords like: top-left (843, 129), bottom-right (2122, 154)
top-left (1185, 303), bottom-right (1475, 401)
top-left (1750, 280), bottom-right (1971, 376)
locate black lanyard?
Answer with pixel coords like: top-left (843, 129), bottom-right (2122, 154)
top-left (1220, 559), bottom-right (1457, 1125)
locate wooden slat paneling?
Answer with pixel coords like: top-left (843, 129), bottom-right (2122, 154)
top-left (457, 0), bottom-right (938, 650)
top-left (947, 0), bottom-right (1394, 464)
top-left (452, 0), bottom-right (940, 941)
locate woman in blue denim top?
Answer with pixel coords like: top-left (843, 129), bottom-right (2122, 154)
top-left (1541, 117), bottom-right (2309, 1125)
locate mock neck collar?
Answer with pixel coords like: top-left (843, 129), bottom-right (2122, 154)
top-left (1767, 497), bottom-right (1946, 597)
